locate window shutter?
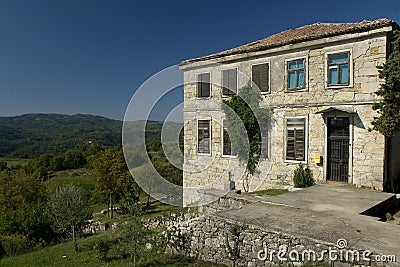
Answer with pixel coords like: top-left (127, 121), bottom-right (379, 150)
top-left (229, 69), bottom-right (237, 94)
top-left (286, 129), bottom-right (295, 160)
top-left (203, 75), bottom-right (210, 97)
top-left (223, 69), bottom-right (230, 95)
top-left (252, 65), bottom-right (261, 91)
top-left (198, 73), bottom-right (210, 97)
top-left (260, 63), bottom-right (269, 92)
top-left (295, 128), bottom-right (305, 160)
top-left (253, 64), bottom-right (269, 93)
top-left (286, 118), bottom-right (305, 161)
top-left (197, 79), bottom-right (202, 97)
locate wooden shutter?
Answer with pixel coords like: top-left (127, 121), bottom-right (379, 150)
top-left (229, 69), bottom-right (237, 94)
top-left (286, 118), bottom-right (305, 161)
top-left (198, 73), bottom-right (210, 97)
top-left (223, 69), bottom-right (230, 95)
top-left (223, 69), bottom-right (237, 95)
top-left (252, 63), bottom-right (269, 93)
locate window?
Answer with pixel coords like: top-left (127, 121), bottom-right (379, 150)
top-left (198, 120), bottom-right (211, 154)
top-left (286, 118), bottom-right (305, 161)
top-left (252, 63), bottom-right (269, 93)
top-left (222, 119), bottom-right (232, 156)
top-left (287, 59), bottom-right (305, 90)
top-left (222, 68), bottom-right (237, 96)
top-left (197, 73), bottom-right (210, 98)
top-left (327, 52), bottom-right (349, 86)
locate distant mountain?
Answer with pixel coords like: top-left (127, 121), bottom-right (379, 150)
top-left (0, 114), bottom-right (123, 156)
top-left (0, 113), bottom-right (183, 157)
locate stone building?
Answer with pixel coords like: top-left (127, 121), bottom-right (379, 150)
top-left (179, 18), bottom-right (400, 205)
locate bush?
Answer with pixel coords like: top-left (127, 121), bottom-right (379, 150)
top-left (93, 239), bottom-right (111, 261)
top-left (293, 164), bottom-right (314, 188)
top-left (0, 234), bottom-right (32, 256)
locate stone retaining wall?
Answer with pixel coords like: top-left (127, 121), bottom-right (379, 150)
top-left (173, 214), bottom-right (384, 267)
top-left (171, 212), bottom-right (399, 267)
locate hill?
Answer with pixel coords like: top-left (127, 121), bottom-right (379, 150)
top-left (0, 114), bottom-right (122, 156)
top-left (0, 114), bottom-right (181, 157)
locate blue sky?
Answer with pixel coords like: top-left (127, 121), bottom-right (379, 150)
top-left (0, 0), bottom-right (399, 121)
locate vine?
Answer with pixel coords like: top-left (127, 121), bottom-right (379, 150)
top-left (222, 81), bottom-right (271, 191)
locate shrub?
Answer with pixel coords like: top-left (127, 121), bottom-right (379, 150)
top-left (0, 234), bottom-right (31, 256)
top-left (293, 164), bottom-right (314, 188)
top-left (93, 239), bottom-right (111, 261)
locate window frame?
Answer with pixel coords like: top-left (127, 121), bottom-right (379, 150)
top-left (251, 62), bottom-right (270, 94)
top-left (325, 49), bottom-right (353, 89)
top-left (197, 119), bottom-right (212, 155)
top-left (197, 72), bottom-right (211, 98)
top-left (222, 68), bottom-right (238, 97)
top-left (284, 116), bottom-right (308, 163)
top-left (286, 57), bottom-right (307, 92)
top-left (221, 119), bottom-right (237, 158)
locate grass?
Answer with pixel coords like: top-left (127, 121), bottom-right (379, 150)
top-left (0, 157), bottom-right (31, 168)
top-left (0, 225), bottom-right (226, 267)
top-left (141, 200), bottom-right (192, 220)
top-left (248, 188), bottom-right (289, 197)
top-left (45, 168), bottom-right (94, 186)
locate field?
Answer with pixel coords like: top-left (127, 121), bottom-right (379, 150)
top-left (0, 157), bottom-right (31, 168)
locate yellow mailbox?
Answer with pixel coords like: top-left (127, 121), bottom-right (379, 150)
top-left (314, 155), bottom-right (322, 164)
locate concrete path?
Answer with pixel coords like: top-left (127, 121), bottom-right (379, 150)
top-left (216, 184), bottom-right (400, 260)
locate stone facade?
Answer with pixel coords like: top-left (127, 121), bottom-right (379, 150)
top-left (179, 20), bottom-right (396, 205)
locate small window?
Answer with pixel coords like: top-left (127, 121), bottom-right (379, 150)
top-left (222, 68), bottom-right (237, 96)
top-left (198, 120), bottom-right (211, 154)
top-left (328, 52), bottom-right (349, 86)
top-left (197, 73), bottom-right (210, 98)
top-left (287, 59), bottom-right (305, 90)
top-left (286, 118), bottom-right (305, 161)
top-left (222, 119), bottom-right (232, 156)
top-left (252, 63), bottom-right (269, 93)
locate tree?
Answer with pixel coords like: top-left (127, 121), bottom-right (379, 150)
top-left (222, 82), bottom-right (271, 191)
top-left (49, 184), bottom-right (91, 252)
top-left (116, 203), bottom-right (146, 267)
top-left (63, 150), bottom-right (86, 169)
top-left (0, 170), bottom-right (45, 211)
top-left (90, 147), bottom-right (128, 219)
top-left (372, 30), bottom-right (400, 136)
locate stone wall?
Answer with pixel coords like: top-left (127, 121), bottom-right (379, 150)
top-left (182, 28), bottom-right (391, 205)
top-left (172, 214), bottom-right (383, 267)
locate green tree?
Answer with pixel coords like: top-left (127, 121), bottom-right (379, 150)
top-left (90, 147), bottom-right (128, 219)
top-left (372, 30), bottom-right (400, 136)
top-left (63, 150), bottom-right (86, 169)
top-left (27, 154), bottom-right (53, 180)
top-left (0, 170), bottom-right (45, 211)
top-left (222, 82), bottom-right (271, 191)
top-left (49, 184), bottom-right (91, 252)
top-left (116, 203), bottom-right (146, 267)
top-left (0, 202), bottom-right (56, 248)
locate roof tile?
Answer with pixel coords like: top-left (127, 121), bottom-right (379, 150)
top-left (180, 18), bottom-right (395, 65)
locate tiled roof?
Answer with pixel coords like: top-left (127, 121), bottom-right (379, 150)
top-left (180, 18), bottom-right (395, 65)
